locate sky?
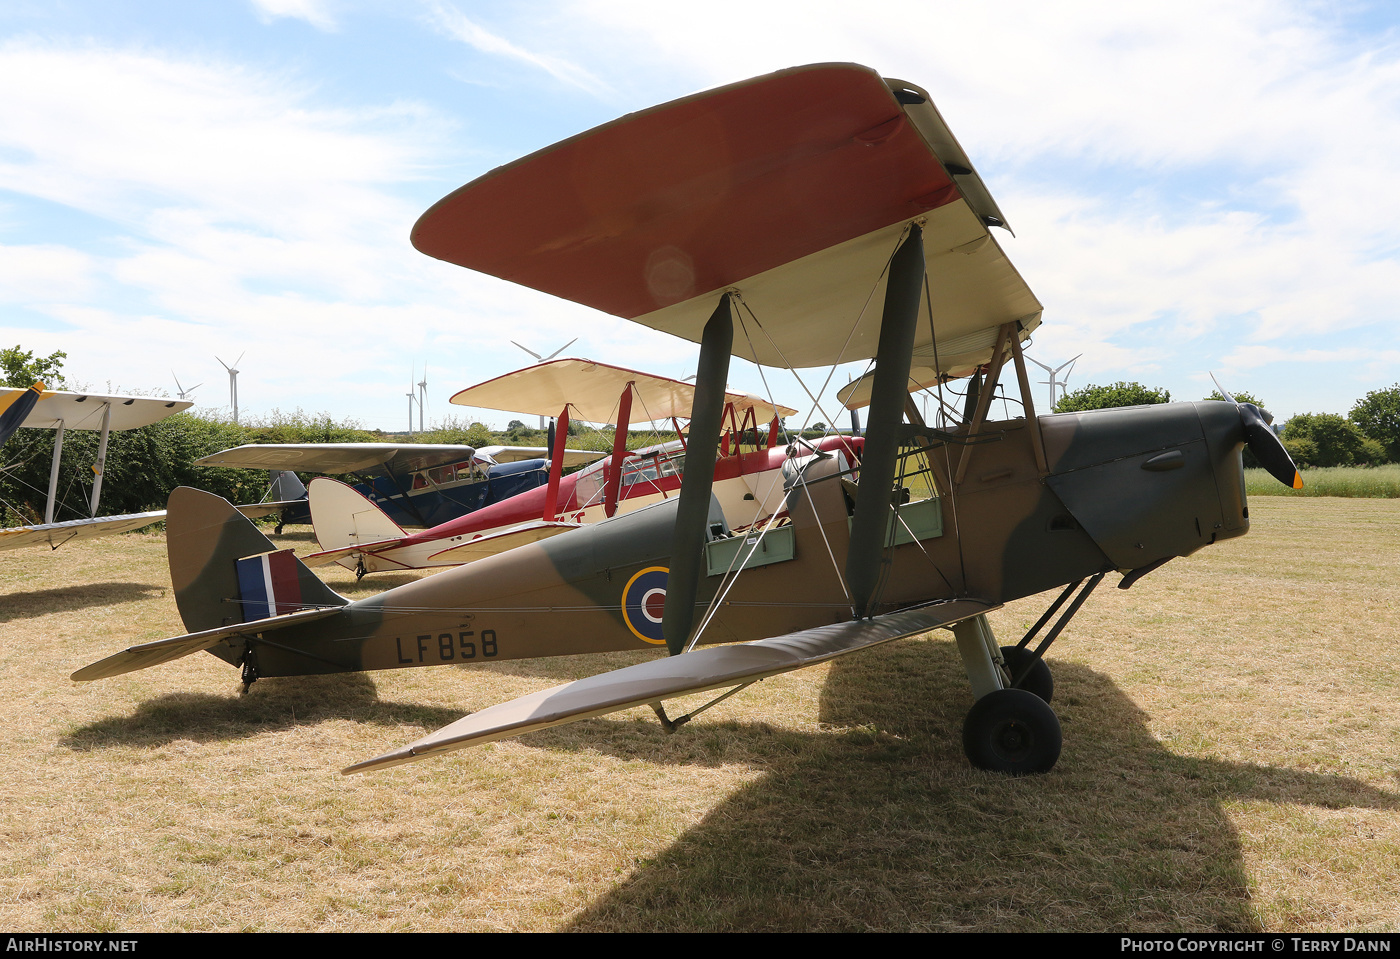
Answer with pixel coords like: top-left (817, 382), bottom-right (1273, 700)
top-left (1, 0), bottom-right (1397, 432)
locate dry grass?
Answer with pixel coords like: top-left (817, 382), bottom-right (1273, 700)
top-left (1, 503), bottom-right (1398, 932)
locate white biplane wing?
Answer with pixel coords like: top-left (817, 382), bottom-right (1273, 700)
top-left (451, 358), bottom-right (796, 423)
top-left (344, 599), bottom-right (995, 773)
top-left (3, 388), bottom-right (190, 431)
top-left (413, 63), bottom-right (1041, 373)
top-left (0, 511), bottom-right (167, 551)
top-left (194, 443), bottom-right (477, 476)
top-left (1, 388), bottom-right (192, 548)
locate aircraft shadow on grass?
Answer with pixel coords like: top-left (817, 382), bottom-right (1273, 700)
top-left (60, 672), bottom-right (466, 750)
top-left (59, 633), bottom-right (1398, 931)
top-left (495, 637), bottom-right (1396, 932)
top-left (0, 582), bottom-right (167, 622)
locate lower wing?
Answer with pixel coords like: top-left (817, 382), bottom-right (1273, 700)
top-left (344, 598), bottom-right (995, 774)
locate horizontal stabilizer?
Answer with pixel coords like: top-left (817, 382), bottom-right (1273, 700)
top-left (426, 520), bottom-right (582, 565)
top-left (72, 607), bottom-right (345, 682)
top-left (234, 500), bottom-right (302, 520)
top-left (475, 445), bottom-right (606, 468)
top-left (300, 538), bottom-right (404, 569)
top-left (0, 511), bottom-right (166, 552)
top-left (344, 598), bottom-right (995, 774)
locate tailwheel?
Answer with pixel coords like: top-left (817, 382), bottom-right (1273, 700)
top-left (1000, 645), bottom-right (1053, 703)
top-left (962, 688), bottom-right (1061, 775)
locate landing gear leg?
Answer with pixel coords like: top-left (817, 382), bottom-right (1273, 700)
top-left (239, 646), bottom-right (259, 694)
top-left (953, 613), bottom-right (1062, 774)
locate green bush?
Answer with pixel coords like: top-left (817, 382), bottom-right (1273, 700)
top-left (1054, 381), bottom-right (1171, 413)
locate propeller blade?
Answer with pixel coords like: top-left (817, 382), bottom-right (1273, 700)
top-left (1209, 372), bottom-right (1236, 406)
top-left (1241, 402), bottom-right (1303, 490)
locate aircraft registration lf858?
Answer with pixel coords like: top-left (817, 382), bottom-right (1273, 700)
top-left (74, 63), bottom-right (1302, 776)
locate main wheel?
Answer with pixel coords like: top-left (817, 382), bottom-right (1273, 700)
top-left (962, 688), bottom-right (1062, 775)
top-left (1000, 645), bottom-right (1053, 703)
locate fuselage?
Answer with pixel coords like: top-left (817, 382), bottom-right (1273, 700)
top-left (221, 402), bottom-right (1252, 678)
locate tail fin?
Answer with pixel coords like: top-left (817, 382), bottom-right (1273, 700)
top-left (268, 469), bottom-right (307, 501)
top-left (308, 477), bottom-right (407, 552)
top-left (167, 486), bottom-right (346, 634)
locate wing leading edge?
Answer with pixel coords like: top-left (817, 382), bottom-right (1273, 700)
top-left (344, 598), bottom-right (996, 774)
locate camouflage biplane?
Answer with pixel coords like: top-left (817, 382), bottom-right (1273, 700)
top-left (74, 63), bottom-right (1301, 776)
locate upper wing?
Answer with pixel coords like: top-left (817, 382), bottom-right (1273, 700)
top-left (194, 443), bottom-right (476, 475)
top-left (3, 389), bottom-right (191, 431)
top-left (454, 359), bottom-right (797, 423)
top-left (413, 63), bottom-right (1040, 372)
top-left (344, 598), bottom-right (995, 773)
top-left (0, 511), bottom-right (166, 551)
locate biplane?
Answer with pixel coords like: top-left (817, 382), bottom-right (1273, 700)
top-left (194, 441), bottom-right (604, 531)
top-left (0, 385), bottom-right (192, 551)
top-left (74, 63), bottom-right (1301, 777)
top-left (301, 358), bottom-right (820, 577)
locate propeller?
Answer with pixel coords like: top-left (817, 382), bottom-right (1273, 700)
top-left (1210, 374), bottom-right (1303, 489)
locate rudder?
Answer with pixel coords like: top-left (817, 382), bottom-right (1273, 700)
top-left (167, 486), bottom-right (347, 634)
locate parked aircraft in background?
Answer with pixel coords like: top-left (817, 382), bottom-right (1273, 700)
top-left (0, 385), bottom-right (191, 551)
top-left (301, 358), bottom-right (815, 577)
top-left (194, 441), bottom-right (604, 531)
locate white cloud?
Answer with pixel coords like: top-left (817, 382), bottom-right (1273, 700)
top-left (248, 0), bottom-right (338, 31)
top-left (422, 1), bottom-right (610, 96)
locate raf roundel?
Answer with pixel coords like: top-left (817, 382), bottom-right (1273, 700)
top-left (622, 566), bottom-right (669, 645)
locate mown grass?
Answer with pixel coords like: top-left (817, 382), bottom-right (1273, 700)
top-left (1247, 464), bottom-right (1400, 497)
top-left (2, 499), bottom-right (1398, 931)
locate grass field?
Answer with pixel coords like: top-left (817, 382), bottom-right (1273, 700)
top-left (2, 498), bottom-right (1398, 932)
top-left (1247, 464), bottom-right (1400, 497)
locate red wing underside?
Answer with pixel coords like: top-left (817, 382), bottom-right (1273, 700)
top-left (413, 63), bottom-right (1041, 370)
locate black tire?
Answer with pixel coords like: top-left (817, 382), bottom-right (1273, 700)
top-left (962, 688), bottom-right (1062, 775)
top-left (1000, 645), bottom-right (1053, 703)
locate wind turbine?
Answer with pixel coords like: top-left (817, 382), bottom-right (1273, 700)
top-left (417, 365), bottom-right (428, 434)
top-left (171, 372), bottom-right (202, 401)
top-left (1027, 354), bottom-right (1081, 411)
top-left (216, 353), bottom-right (244, 424)
top-left (511, 339), bottom-right (577, 428)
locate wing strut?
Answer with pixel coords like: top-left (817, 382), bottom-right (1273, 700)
top-left (846, 224), bottom-right (926, 618)
top-left (87, 401), bottom-right (113, 516)
top-left (44, 419), bottom-right (65, 524)
top-left (542, 404), bottom-right (569, 521)
top-left (662, 293), bottom-right (734, 655)
top-left (603, 383), bottom-right (633, 517)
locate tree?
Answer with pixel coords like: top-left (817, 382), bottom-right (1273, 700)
top-left (1204, 390), bottom-right (1268, 469)
top-left (1204, 389), bottom-right (1265, 409)
top-left (1281, 412), bottom-right (1380, 468)
top-left (1350, 384), bottom-right (1400, 463)
top-left (1, 346), bottom-right (66, 389)
top-left (1054, 382), bottom-right (1170, 413)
